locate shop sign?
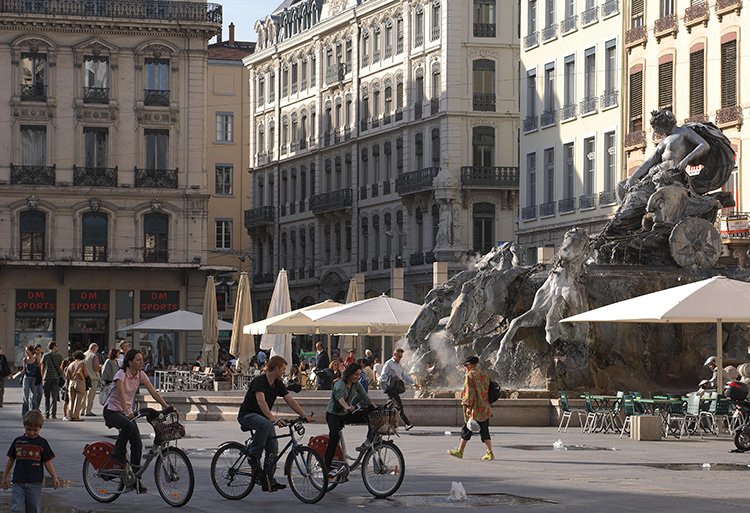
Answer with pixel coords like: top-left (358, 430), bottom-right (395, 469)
top-left (16, 289), bottom-right (56, 313)
top-left (140, 291), bottom-right (179, 315)
top-left (70, 290), bottom-right (110, 313)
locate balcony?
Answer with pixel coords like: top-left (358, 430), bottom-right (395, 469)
top-left (385, 46), bottom-right (392, 58)
top-left (244, 206), bottom-right (275, 229)
top-left (582, 5), bottom-right (599, 25)
top-left (599, 190), bottom-right (617, 206)
top-left (625, 25), bottom-right (647, 49)
top-left (144, 89), bottom-right (169, 106)
top-left (83, 87), bottom-right (109, 104)
top-left (542, 23), bottom-right (558, 42)
top-left (716, 0), bottom-right (742, 20)
top-left (373, 50), bottom-right (380, 62)
top-left (396, 38), bottom-right (404, 54)
top-left (716, 105), bottom-right (743, 128)
top-left (10, 164), bottom-right (55, 185)
top-left (310, 188), bottom-right (353, 215)
top-left (601, 90), bottom-right (618, 109)
top-left (73, 166), bottom-right (117, 187)
top-left (134, 167), bottom-right (177, 188)
top-left (395, 107), bottom-right (403, 121)
top-left (20, 83), bottom-right (46, 101)
top-left (256, 152), bottom-right (269, 166)
top-left (383, 112), bottom-right (391, 125)
top-left (409, 252), bottom-right (425, 266)
top-left (579, 194), bottom-right (597, 210)
top-left (540, 201), bottom-right (556, 217)
top-left (561, 103), bottom-right (577, 121)
top-left (290, 140), bottom-right (298, 152)
top-left (360, 259), bottom-right (368, 272)
top-left (521, 205), bottom-right (537, 221)
top-left (624, 130), bottom-right (646, 151)
top-left (581, 96), bottom-right (598, 115)
top-left (325, 63), bottom-right (346, 84)
top-left (523, 115), bottom-right (539, 133)
top-left (473, 22), bottom-right (496, 37)
top-left (461, 166), bottom-right (519, 188)
top-left (360, 119), bottom-right (368, 132)
top-left (280, 144), bottom-right (287, 155)
top-left (415, 32), bottom-right (424, 46)
top-left (654, 13), bottom-right (678, 40)
top-left (602, 0), bottom-right (619, 17)
top-left (371, 116), bottom-right (380, 128)
top-left (473, 93), bottom-right (496, 112)
top-left (1, 0), bottom-right (222, 22)
top-left (299, 138), bottom-right (307, 150)
top-left (396, 167), bottom-right (439, 195)
top-left (685, 113), bottom-right (708, 123)
top-left (289, 202), bottom-right (296, 215)
top-left (425, 251), bottom-right (436, 264)
top-left (540, 109), bottom-right (558, 127)
top-left (361, 54), bottom-right (369, 68)
top-left (561, 15), bottom-right (578, 34)
top-left (684, 1), bottom-right (709, 30)
top-left (430, 97), bottom-right (439, 115)
top-left (524, 31), bottom-right (539, 49)
top-left (559, 197), bottom-right (576, 214)
top-left (414, 101), bottom-right (423, 120)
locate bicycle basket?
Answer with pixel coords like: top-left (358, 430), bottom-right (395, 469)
top-left (150, 411), bottom-right (185, 444)
top-left (369, 408), bottom-right (399, 435)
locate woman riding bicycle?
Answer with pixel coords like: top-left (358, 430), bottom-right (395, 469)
top-left (324, 362), bottom-right (375, 476)
top-left (103, 348), bottom-right (168, 493)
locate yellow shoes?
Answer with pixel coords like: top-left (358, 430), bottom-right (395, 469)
top-left (447, 449), bottom-right (463, 459)
top-left (481, 450), bottom-right (495, 461)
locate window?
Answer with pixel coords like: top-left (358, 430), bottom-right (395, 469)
top-left (291, 61), bottom-right (298, 94)
top-left (415, 6), bottom-right (424, 46)
top-left (660, 0), bottom-right (674, 16)
top-left (361, 32), bottom-right (370, 67)
top-left (528, 0), bottom-right (537, 33)
top-left (563, 142), bottom-right (575, 200)
top-left (473, 126), bottom-right (495, 167)
top-left (415, 132), bottom-right (424, 169)
top-left (630, 0), bottom-right (644, 27)
top-left (584, 48), bottom-right (596, 100)
top-left (385, 86), bottom-right (393, 113)
top-left (144, 58), bottom-right (169, 105)
top-left (396, 138), bottom-right (404, 172)
top-left (21, 53), bottom-right (47, 100)
top-left (543, 147), bottom-right (555, 204)
top-left (474, 0), bottom-right (497, 37)
top-left (432, 128), bottom-right (440, 163)
top-left (84, 57), bottom-right (109, 103)
top-left (310, 55), bottom-right (316, 86)
top-left (373, 146), bottom-right (380, 184)
top-left (721, 38), bottom-right (737, 109)
top-left (215, 165), bottom-right (233, 195)
top-left (658, 58), bottom-right (673, 111)
top-left (144, 212), bottom-right (168, 262)
top-left (604, 40), bottom-right (617, 94)
top-left (216, 113), bottom-right (234, 142)
top-left (216, 220), bottom-right (232, 250)
top-left (21, 125), bottom-right (46, 167)
top-left (385, 22), bottom-right (393, 56)
top-left (603, 131), bottom-right (616, 192)
top-left (145, 129), bottom-right (169, 169)
top-left (527, 70), bottom-right (537, 118)
top-left (384, 142), bottom-right (392, 181)
top-left (689, 48), bottom-right (704, 116)
top-left (563, 55), bottom-right (575, 110)
top-left (83, 127), bottom-right (108, 168)
top-left (20, 210), bottom-right (45, 261)
top-left (257, 125), bottom-right (265, 153)
top-left (431, 0), bottom-right (441, 40)
top-left (346, 40), bottom-right (352, 68)
top-left (258, 75), bottom-right (265, 105)
top-left (300, 60), bottom-right (307, 89)
top-left (82, 212), bottom-right (107, 262)
top-left (396, 17), bottom-right (404, 53)
top-left (565, 0), bottom-right (575, 20)
top-left (373, 28), bottom-right (381, 62)
top-left (473, 203), bottom-right (495, 253)
top-left (545, 0), bottom-right (555, 27)
top-left (396, 77), bottom-right (404, 108)
top-left (269, 71), bottom-right (275, 101)
top-left (526, 153), bottom-right (537, 206)
top-left (373, 89), bottom-right (380, 119)
top-left (629, 68), bottom-right (643, 131)
top-left (583, 136), bottom-right (595, 195)
top-left (473, 59), bottom-right (496, 111)
top-left (282, 66), bottom-right (288, 96)
top-left (544, 63), bottom-right (555, 113)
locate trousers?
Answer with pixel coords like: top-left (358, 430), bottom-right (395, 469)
top-left (103, 407), bottom-right (143, 467)
top-left (43, 379), bottom-right (60, 417)
top-left (238, 413), bottom-right (279, 481)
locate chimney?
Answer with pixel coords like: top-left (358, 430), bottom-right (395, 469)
top-left (216, 29), bottom-right (222, 44)
top-left (229, 23), bottom-right (235, 45)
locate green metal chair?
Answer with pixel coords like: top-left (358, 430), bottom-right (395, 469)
top-left (700, 395), bottom-right (732, 435)
top-left (619, 395), bottom-right (643, 438)
top-left (664, 398), bottom-right (689, 439)
top-left (582, 393), bottom-right (610, 433)
top-left (558, 391), bottom-right (586, 433)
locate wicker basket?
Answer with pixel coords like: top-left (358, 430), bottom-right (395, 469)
top-left (150, 411), bottom-right (185, 444)
top-left (369, 408), bottom-right (399, 435)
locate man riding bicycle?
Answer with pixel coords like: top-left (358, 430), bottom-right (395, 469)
top-left (238, 356), bottom-right (310, 492)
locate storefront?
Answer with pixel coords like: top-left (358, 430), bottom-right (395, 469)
top-left (137, 290), bottom-right (180, 366)
top-left (69, 290), bottom-right (109, 354)
top-left (14, 289), bottom-right (56, 366)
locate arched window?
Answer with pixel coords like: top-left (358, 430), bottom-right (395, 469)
top-left (82, 212), bottom-right (107, 262)
top-left (19, 210), bottom-right (45, 261)
top-left (144, 212), bottom-right (168, 262)
top-left (472, 126), bottom-right (495, 167)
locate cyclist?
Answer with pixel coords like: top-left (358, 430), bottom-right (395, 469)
top-left (103, 348), bottom-right (168, 493)
top-left (238, 356), bottom-right (310, 492)
top-left (324, 362), bottom-right (375, 477)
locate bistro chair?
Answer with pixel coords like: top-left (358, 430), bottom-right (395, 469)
top-left (700, 396), bottom-right (733, 435)
top-left (558, 391), bottom-right (586, 433)
top-left (619, 395), bottom-right (643, 438)
top-left (583, 393), bottom-right (612, 433)
top-left (664, 399), bottom-right (689, 439)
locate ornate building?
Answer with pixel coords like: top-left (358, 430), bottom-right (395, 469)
top-left (244, 0), bottom-right (519, 318)
top-left (0, 0), bottom-right (224, 365)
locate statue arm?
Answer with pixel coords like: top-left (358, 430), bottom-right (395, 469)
top-left (627, 143), bottom-right (665, 187)
top-left (677, 129), bottom-right (710, 172)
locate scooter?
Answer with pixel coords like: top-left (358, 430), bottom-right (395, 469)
top-left (724, 381), bottom-right (750, 451)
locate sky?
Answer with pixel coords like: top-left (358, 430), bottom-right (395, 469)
top-left (215, 0), bottom-right (279, 43)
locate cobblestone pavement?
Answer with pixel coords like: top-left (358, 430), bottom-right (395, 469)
top-left (1, 382), bottom-right (748, 512)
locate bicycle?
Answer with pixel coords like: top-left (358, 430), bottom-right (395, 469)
top-left (82, 405), bottom-right (194, 507)
top-left (320, 402), bottom-right (405, 498)
top-left (210, 415), bottom-right (327, 504)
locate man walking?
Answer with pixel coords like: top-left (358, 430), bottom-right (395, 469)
top-left (448, 356), bottom-right (494, 460)
top-left (116, 340), bottom-right (130, 367)
top-left (314, 342), bottom-right (331, 389)
top-left (41, 342), bottom-right (63, 419)
top-left (83, 344), bottom-right (101, 416)
top-left (0, 346), bottom-right (11, 407)
top-left (379, 348), bottom-right (418, 430)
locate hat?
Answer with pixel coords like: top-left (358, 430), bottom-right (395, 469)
top-left (464, 356), bottom-right (479, 365)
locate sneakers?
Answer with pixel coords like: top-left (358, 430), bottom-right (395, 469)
top-left (447, 449), bottom-right (463, 459)
top-left (355, 442), bottom-right (371, 453)
top-left (405, 423), bottom-right (414, 431)
top-left (481, 450), bottom-right (495, 461)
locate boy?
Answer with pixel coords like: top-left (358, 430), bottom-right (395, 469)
top-left (2, 410), bottom-right (59, 513)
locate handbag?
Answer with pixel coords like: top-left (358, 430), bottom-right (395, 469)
top-left (389, 380), bottom-right (406, 395)
top-left (35, 368), bottom-right (43, 386)
top-left (58, 376), bottom-right (65, 388)
top-left (85, 375), bottom-right (92, 390)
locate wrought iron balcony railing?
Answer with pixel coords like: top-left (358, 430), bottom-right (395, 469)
top-left (385, 46), bottom-right (392, 58)
top-left (685, 113), bottom-right (708, 123)
top-left (20, 83), bottom-right (46, 101)
top-left (0, 0), bottom-right (222, 23)
top-left (409, 252), bottom-right (425, 266)
top-left (542, 23), bottom-right (558, 41)
top-left (654, 13), bottom-right (678, 38)
top-left (415, 32), bottom-right (424, 46)
top-left (371, 183), bottom-right (379, 197)
top-left (310, 188), bottom-right (353, 215)
top-left (460, 166), bottom-right (520, 188)
top-left (540, 201), bottom-right (556, 217)
top-left (396, 38), bottom-right (404, 54)
top-left (524, 31), bottom-right (539, 49)
top-left (144, 89), bottom-right (169, 106)
top-left (373, 50), bottom-right (380, 62)
top-left (431, 97), bottom-right (439, 115)
top-left (625, 25), bottom-right (647, 47)
top-left (414, 101), bottom-right (422, 120)
top-left (581, 96), bottom-right (598, 115)
top-left (396, 167), bottom-right (439, 195)
top-left (601, 90), bottom-right (618, 109)
top-left (559, 197), bottom-right (576, 213)
top-left (473, 93), bottom-right (496, 112)
top-left (244, 206), bottom-right (275, 228)
top-left (73, 166), bottom-right (117, 186)
top-left (10, 164), bottom-right (55, 185)
top-left (383, 112), bottom-right (391, 125)
top-left (371, 257), bottom-right (379, 271)
top-left (325, 63), bottom-right (346, 84)
top-left (521, 205), bottom-right (537, 221)
top-left (371, 115), bottom-right (380, 128)
top-left (561, 103), bottom-right (577, 121)
top-left (601, 0), bottom-right (619, 17)
top-left (579, 193), bottom-right (597, 209)
top-left (431, 26), bottom-right (440, 40)
top-left (561, 15), bottom-right (578, 33)
top-left (716, 0), bottom-right (741, 20)
top-left (582, 5), bottom-right (599, 24)
top-left (599, 190), bottom-right (617, 205)
top-left (83, 86), bottom-right (109, 103)
top-left (716, 105), bottom-right (743, 127)
top-left (425, 251), bottom-right (436, 264)
top-left (684, 0), bottom-right (708, 28)
top-left (523, 115), bottom-right (539, 132)
top-left (540, 109), bottom-right (558, 127)
top-left (134, 167), bottom-right (177, 188)
top-left (624, 130), bottom-right (646, 149)
top-left (395, 107), bottom-right (403, 121)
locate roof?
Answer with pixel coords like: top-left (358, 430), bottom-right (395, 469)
top-left (208, 41), bottom-right (255, 60)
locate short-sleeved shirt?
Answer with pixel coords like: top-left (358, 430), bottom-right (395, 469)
top-left (7, 435), bottom-right (55, 484)
top-left (104, 369), bottom-right (150, 412)
top-left (238, 375), bottom-right (288, 419)
top-left (41, 351), bottom-right (63, 381)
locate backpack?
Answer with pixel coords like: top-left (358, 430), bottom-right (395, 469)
top-left (0, 355), bottom-right (11, 378)
top-left (488, 380), bottom-right (502, 404)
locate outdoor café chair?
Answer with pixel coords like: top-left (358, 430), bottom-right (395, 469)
top-left (558, 391), bottom-right (586, 433)
top-left (583, 393), bottom-right (613, 433)
top-left (619, 395), bottom-right (644, 438)
top-left (664, 399), bottom-right (689, 439)
top-left (700, 396), bottom-right (732, 435)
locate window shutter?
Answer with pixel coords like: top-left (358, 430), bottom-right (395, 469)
top-left (721, 39), bottom-right (737, 108)
top-left (658, 60), bottom-right (673, 110)
top-left (629, 70), bottom-right (643, 121)
top-left (689, 50), bottom-right (704, 117)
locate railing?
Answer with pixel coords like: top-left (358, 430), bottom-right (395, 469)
top-left (301, 79), bottom-right (306, 90)
top-left (373, 50), bottom-right (380, 62)
top-left (344, 125), bottom-right (351, 140)
top-left (540, 201), bottom-right (556, 217)
top-left (582, 5), bottom-right (599, 24)
top-left (654, 13), bottom-right (678, 37)
top-left (333, 130), bottom-right (340, 144)
top-left (716, 0), bottom-right (742, 18)
top-left (409, 252), bottom-right (424, 266)
top-left (524, 31), bottom-right (539, 49)
top-left (414, 101), bottom-right (422, 120)
top-left (385, 46), bottom-right (392, 58)
top-left (460, 166), bottom-right (520, 188)
top-left (716, 105), bottom-right (743, 127)
top-left (624, 130), bottom-right (646, 149)
top-left (0, 0), bottom-right (222, 23)
top-left (280, 144), bottom-right (287, 155)
top-left (291, 82), bottom-right (297, 94)
top-left (431, 26), bottom-right (440, 40)
top-left (280, 204), bottom-right (286, 217)
top-left (289, 202), bottom-right (296, 215)
top-left (135, 167), bottom-right (177, 188)
top-left (299, 199), bottom-right (306, 213)
top-left (371, 115), bottom-right (380, 128)
top-left (83, 87), bottom-right (109, 103)
top-left (599, 190), bottom-right (617, 205)
top-left (361, 54), bottom-right (369, 67)
top-left (20, 83), bottom-right (46, 101)
top-left (73, 166), bottom-right (117, 186)
top-left (299, 138), bottom-right (307, 150)
top-left (473, 93), bottom-right (496, 112)
top-left (290, 140), bottom-right (298, 152)
top-left (581, 96), bottom-right (598, 115)
top-left (415, 32), bottom-right (423, 46)
top-left (625, 25), bottom-right (647, 47)
top-left (561, 15), bottom-right (578, 33)
top-left (395, 107), bottom-right (403, 121)
top-left (542, 23), bottom-right (558, 41)
top-left (579, 193), bottom-right (597, 209)
top-left (601, 90), bottom-right (618, 109)
top-left (601, 0), bottom-right (619, 17)
top-left (10, 164), bottom-right (55, 185)
top-left (559, 197), bottom-right (576, 213)
top-left (561, 103), bottom-right (577, 121)
top-left (396, 38), bottom-right (403, 54)
top-left (540, 109), bottom-right (558, 127)
top-left (360, 185), bottom-right (367, 200)
top-left (396, 167), bottom-right (439, 195)
top-left (521, 205), bottom-right (537, 221)
top-left (360, 119), bottom-right (368, 132)
top-left (431, 97), bottom-right (439, 115)
top-left (383, 112), bottom-right (391, 125)
top-left (310, 188), bottom-right (353, 215)
top-left (473, 21), bottom-right (497, 36)
top-left (144, 89), bottom-right (169, 106)
top-left (684, 0), bottom-right (708, 27)
top-left (685, 113), bottom-right (708, 123)
top-left (256, 152), bottom-right (269, 166)
top-left (244, 206), bottom-right (275, 228)
top-left (523, 115), bottom-right (538, 132)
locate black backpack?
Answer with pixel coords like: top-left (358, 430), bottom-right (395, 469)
top-left (488, 380), bottom-right (502, 404)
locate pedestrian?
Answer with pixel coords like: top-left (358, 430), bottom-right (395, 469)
top-left (256, 349), bottom-right (267, 369)
top-left (40, 342), bottom-right (63, 419)
top-left (60, 356), bottom-right (73, 421)
top-left (83, 343), bottom-right (102, 416)
top-left (379, 348), bottom-right (418, 430)
top-left (362, 358), bottom-right (374, 387)
top-left (22, 345), bottom-right (42, 417)
top-left (285, 365), bottom-right (302, 393)
top-left (448, 356), bottom-right (494, 461)
top-left (365, 349), bottom-right (373, 360)
top-left (314, 341), bottom-right (331, 389)
top-left (2, 410), bottom-right (59, 513)
top-left (357, 359), bottom-right (371, 392)
top-left (0, 345), bottom-right (12, 407)
top-left (344, 351), bottom-right (356, 365)
top-left (237, 356), bottom-right (310, 492)
top-left (116, 340), bottom-right (131, 368)
top-left (372, 357), bottom-right (382, 384)
top-left (65, 351), bottom-right (88, 421)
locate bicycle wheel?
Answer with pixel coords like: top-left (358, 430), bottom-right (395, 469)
top-left (361, 441), bottom-right (405, 498)
top-left (210, 442), bottom-right (255, 500)
top-left (82, 459), bottom-right (124, 503)
top-left (154, 446), bottom-right (194, 507)
top-left (285, 446), bottom-right (327, 504)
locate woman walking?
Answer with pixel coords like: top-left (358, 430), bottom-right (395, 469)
top-left (447, 356), bottom-right (494, 460)
top-left (66, 351), bottom-right (88, 421)
top-left (21, 345), bottom-right (42, 416)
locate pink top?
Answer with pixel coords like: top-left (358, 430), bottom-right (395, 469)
top-left (105, 369), bottom-right (150, 412)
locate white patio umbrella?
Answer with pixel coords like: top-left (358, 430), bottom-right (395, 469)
top-left (202, 275), bottom-right (220, 366)
top-left (260, 270), bottom-right (293, 367)
top-left (561, 275), bottom-right (750, 389)
top-left (118, 310), bottom-right (233, 332)
top-left (339, 279), bottom-right (360, 356)
top-left (230, 272), bottom-right (255, 372)
top-left (302, 295), bottom-right (422, 335)
top-left (243, 300), bottom-right (342, 335)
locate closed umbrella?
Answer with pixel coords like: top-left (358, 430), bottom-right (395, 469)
top-left (202, 276), bottom-right (219, 367)
top-left (340, 279), bottom-right (360, 356)
top-left (260, 270), bottom-right (293, 368)
top-left (230, 272), bottom-right (255, 372)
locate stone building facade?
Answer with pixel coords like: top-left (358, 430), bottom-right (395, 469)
top-left (0, 0), bottom-right (224, 365)
top-left (244, 0), bottom-right (520, 320)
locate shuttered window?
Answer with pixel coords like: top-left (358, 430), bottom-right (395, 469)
top-left (631, 0), bottom-right (644, 27)
top-left (658, 60), bottom-right (673, 111)
top-left (629, 70), bottom-right (643, 131)
top-left (721, 39), bottom-right (737, 108)
top-left (689, 50), bottom-right (704, 117)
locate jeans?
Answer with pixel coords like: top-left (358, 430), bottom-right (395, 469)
top-left (11, 482), bottom-right (42, 513)
top-left (238, 413), bottom-right (279, 481)
top-left (22, 376), bottom-right (41, 416)
top-left (85, 379), bottom-right (100, 415)
top-left (43, 379), bottom-right (60, 417)
top-left (386, 385), bottom-right (411, 426)
top-left (103, 407), bottom-right (142, 467)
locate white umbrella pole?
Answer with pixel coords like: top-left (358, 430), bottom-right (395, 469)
top-left (327, 334), bottom-right (332, 361)
top-left (717, 319), bottom-right (723, 390)
top-left (380, 335), bottom-right (385, 363)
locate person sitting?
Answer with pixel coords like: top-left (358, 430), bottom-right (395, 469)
top-left (325, 360), bottom-right (342, 386)
top-left (344, 351), bottom-right (356, 365)
top-left (357, 359), bottom-right (371, 392)
top-left (285, 366), bottom-right (302, 393)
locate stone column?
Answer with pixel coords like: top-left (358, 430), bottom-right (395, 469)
top-left (391, 267), bottom-right (404, 299)
top-left (433, 261), bottom-right (448, 288)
